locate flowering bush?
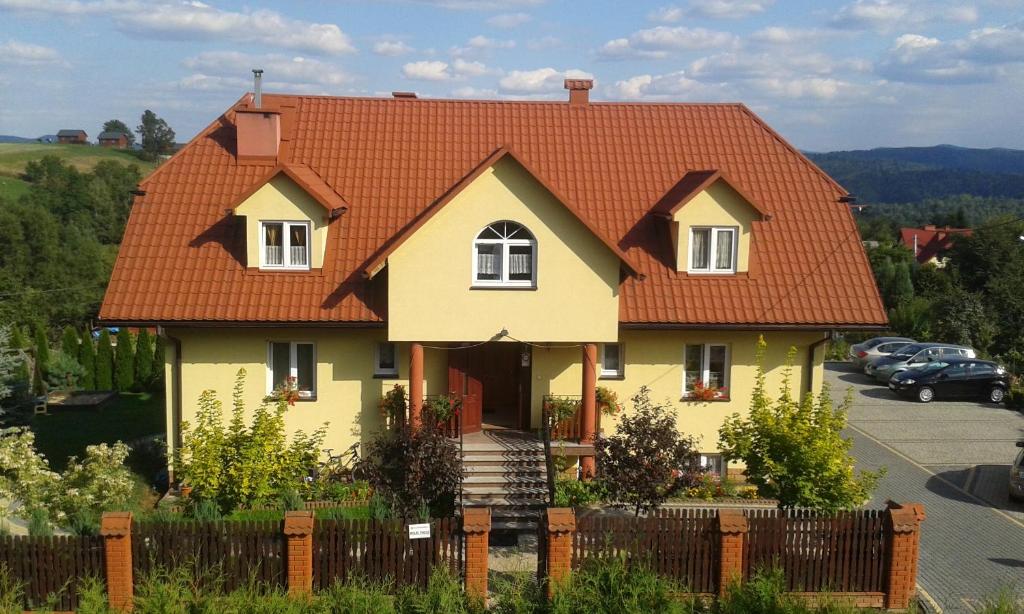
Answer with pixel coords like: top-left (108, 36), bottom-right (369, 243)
top-left (176, 369), bottom-right (327, 513)
top-left (686, 380), bottom-right (727, 402)
top-left (58, 442), bottom-right (135, 522)
top-left (0, 428), bottom-right (60, 517)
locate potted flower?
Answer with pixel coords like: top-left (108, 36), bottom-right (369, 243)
top-left (595, 386), bottom-right (622, 416)
top-left (276, 376), bottom-right (301, 406)
top-left (685, 380), bottom-right (727, 402)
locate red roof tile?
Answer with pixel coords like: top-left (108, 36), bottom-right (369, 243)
top-left (100, 93), bottom-right (887, 328)
top-left (899, 225), bottom-right (972, 264)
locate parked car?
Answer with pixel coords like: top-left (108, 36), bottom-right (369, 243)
top-left (848, 336), bottom-right (915, 369)
top-left (866, 342), bottom-right (976, 383)
top-left (1011, 441), bottom-right (1024, 502)
top-left (888, 359), bottom-right (1008, 403)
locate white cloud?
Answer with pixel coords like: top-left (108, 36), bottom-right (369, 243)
top-left (0, 0), bottom-right (355, 55)
top-left (0, 39), bottom-right (65, 66)
top-left (607, 71), bottom-right (724, 100)
top-left (452, 58), bottom-right (491, 77)
top-left (649, 0), bottom-right (773, 21)
top-left (402, 0), bottom-right (542, 8)
top-left (957, 22), bottom-right (1024, 62)
top-left (451, 85), bottom-right (498, 98)
top-left (373, 40), bottom-right (414, 56)
top-left (747, 77), bottom-right (850, 100)
top-left (830, 0), bottom-right (909, 30)
top-left (944, 5), bottom-right (979, 23)
top-left (749, 26), bottom-right (828, 45)
top-left (402, 60), bottom-right (452, 81)
top-left (598, 26), bottom-right (737, 60)
top-left (486, 12), bottom-right (531, 28)
top-left (467, 35), bottom-right (516, 49)
top-left (498, 67), bottom-right (593, 94)
top-left (182, 51), bottom-right (352, 87)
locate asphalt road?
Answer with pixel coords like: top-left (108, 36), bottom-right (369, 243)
top-left (826, 362), bottom-right (1024, 613)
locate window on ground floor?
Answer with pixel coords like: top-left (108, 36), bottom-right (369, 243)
top-left (683, 343), bottom-right (729, 398)
top-left (268, 341), bottom-right (315, 399)
top-left (699, 453), bottom-right (725, 476)
top-left (599, 343), bottom-right (624, 378)
top-left (374, 342), bottom-right (398, 377)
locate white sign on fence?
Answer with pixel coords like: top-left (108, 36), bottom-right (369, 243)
top-left (408, 523), bottom-right (431, 540)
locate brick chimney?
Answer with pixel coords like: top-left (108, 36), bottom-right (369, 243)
top-left (564, 79), bottom-right (593, 106)
top-left (235, 69), bottom-right (281, 163)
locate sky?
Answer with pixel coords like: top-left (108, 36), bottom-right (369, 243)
top-left (1, 0), bottom-right (1022, 151)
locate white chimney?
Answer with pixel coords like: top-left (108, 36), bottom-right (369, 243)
top-left (252, 68), bottom-right (263, 108)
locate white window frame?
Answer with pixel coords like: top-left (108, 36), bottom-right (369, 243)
top-left (266, 341), bottom-right (316, 399)
top-left (374, 342), bottom-right (399, 378)
top-left (472, 221), bottom-right (537, 288)
top-left (688, 226), bottom-right (737, 274)
top-left (599, 343), bottom-right (624, 379)
top-left (699, 453), bottom-right (725, 476)
top-left (259, 220), bottom-right (312, 271)
top-left (682, 343), bottom-right (730, 398)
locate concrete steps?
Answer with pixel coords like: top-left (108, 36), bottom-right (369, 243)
top-left (460, 436), bottom-right (549, 531)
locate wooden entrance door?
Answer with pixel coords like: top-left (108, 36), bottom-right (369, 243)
top-left (448, 348), bottom-right (483, 434)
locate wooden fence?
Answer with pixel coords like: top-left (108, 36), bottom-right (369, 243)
top-left (131, 520), bottom-right (287, 592)
top-left (744, 508), bottom-right (887, 593)
top-left (313, 518), bottom-right (463, 591)
top-left (0, 534), bottom-right (104, 610)
top-left (571, 509), bottom-right (719, 594)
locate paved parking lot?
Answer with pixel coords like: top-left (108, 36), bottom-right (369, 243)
top-left (827, 362), bottom-right (1024, 612)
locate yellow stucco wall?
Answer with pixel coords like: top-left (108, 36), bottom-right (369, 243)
top-left (673, 180), bottom-right (758, 273)
top-left (234, 175), bottom-right (329, 269)
top-left (164, 328), bottom-right (447, 459)
top-left (386, 156), bottom-right (621, 342)
top-left (532, 330), bottom-right (827, 454)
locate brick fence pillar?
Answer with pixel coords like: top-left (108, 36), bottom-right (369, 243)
top-left (462, 507), bottom-right (491, 602)
top-left (885, 502), bottom-right (926, 611)
top-left (545, 508), bottom-right (576, 598)
top-left (100, 512), bottom-right (133, 611)
top-left (716, 508), bottom-right (748, 597)
top-left (284, 511), bottom-right (315, 597)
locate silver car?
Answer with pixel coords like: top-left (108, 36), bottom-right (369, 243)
top-left (1011, 441), bottom-right (1024, 502)
top-left (848, 336), bottom-right (915, 369)
top-left (865, 342), bottom-right (976, 383)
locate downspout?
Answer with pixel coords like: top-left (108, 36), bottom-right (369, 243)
top-left (159, 326), bottom-right (183, 486)
top-left (806, 332), bottom-right (832, 394)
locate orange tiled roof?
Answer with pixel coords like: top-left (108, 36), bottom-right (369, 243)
top-left (100, 93), bottom-right (887, 328)
top-left (899, 225), bottom-right (972, 264)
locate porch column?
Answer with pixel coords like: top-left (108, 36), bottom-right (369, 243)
top-left (580, 343), bottom-right (597, 478)
top-left (409, 342), bottom-right (424, 429)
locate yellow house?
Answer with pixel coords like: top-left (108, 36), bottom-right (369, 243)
top-left (100, 79), bottom-right (886, 493)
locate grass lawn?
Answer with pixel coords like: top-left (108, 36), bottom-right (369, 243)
top-left (0, 175), bottom-right (29, 200)
top-left (30, 391), bottom-right (165, 472)
top-left (0, 143), bottom-right (159, 203)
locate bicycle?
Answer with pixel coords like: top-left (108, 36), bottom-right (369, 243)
top-left (307, 442), bottom-right (366, 484)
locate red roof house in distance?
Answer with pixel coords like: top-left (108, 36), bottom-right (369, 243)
top-left (900, 225), bottom-right (972, 266)
top-left (100, 74), bottom-right (886, 488)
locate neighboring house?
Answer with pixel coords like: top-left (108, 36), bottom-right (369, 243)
top-left (56, 129), bottom-right (88, 144)
top-left (98, 131), bottom-right (130, 148)
top-left (100, 79), bottom-right (886, 480)
top-left (899, 224), bottom-right (972, 266)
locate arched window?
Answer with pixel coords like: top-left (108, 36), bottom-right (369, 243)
top-left (473, 221), bottom-right (537, 287)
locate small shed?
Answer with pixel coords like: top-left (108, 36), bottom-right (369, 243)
top-left (56, 129), bottom-right (88, 144)
top-left (98, 131), bottom-right (130, 148)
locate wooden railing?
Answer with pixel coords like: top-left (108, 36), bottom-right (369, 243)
top-left (541, 394), bottom-right (600, 441)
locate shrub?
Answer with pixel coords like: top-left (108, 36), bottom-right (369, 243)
top-left (595, 387), bottom-right (704, 516)
top-left (719, 338), bottom-right (883, 512)
top-left (175, 370), bottom-right (327, 512)
top-left (114, 328), bottom-right (134, 392)
top-left (554, 478), bottom-right (605, 507)
top-left (152, 335), bottom-right (166, 390)
top-left (394, 565), bottom-right (483, 614)
top-left (134, 328), bottom-right (154, 390)
top-left (46, 350), bottom-right (86, 396)
top-left (320, 577), bottom-right (396, 613)
top-left (95, 330), bottom-right (114, 390)
top-left (27, 508), bottom-right (52, 536)
top-left (359, 421), bottom-right (461, 520)
top-left (0, 565), bottom-right (24, 614)
top-left (0, 428), bottom-right (60, 518)
top-left (186, 498), bottom-right (223, 521)
top-left (67, 508), bottom-right (101, 536)
top-left (490, 571), bottom-right (546, 614)
top-left (60, 325), bottom-right (79, 361)
top-left (78, 328), bottom-right (96, 390)
top-left (548, 556), bottom-right (695, 614)
top-left (58, 442), bottom-right (135, 522)
top-left (379, 384), bottom-right (407, 429)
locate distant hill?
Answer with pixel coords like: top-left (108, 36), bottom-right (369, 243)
top-left (0, 143), bottom-right (158, 201)
top-left (0, 135), bottom-right (36, 144)
top-left (806, 145), bottom-right (1024, 204)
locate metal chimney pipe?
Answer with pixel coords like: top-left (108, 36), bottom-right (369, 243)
top-left (252, 69), bottom-right (263, 108)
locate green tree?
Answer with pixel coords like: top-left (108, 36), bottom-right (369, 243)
top-left (719, 337), bottom-right (882, 512)
top-left (95, 330), bottom-right (114, 390)
top-left (47, 351), bottom-right (86, 396)
top-left (60, 325), bottom-right (79, 361)
top-left (32, 326), bottom-right (50, 395)
top-left (152, 335), bottom-right (165, 389)
top-left (136, 110), bottom-right (175, 160)
top-left (114, 329), bottom-right (134, 392)
top-left (134, 328), bottom-right (153, 389)
top-left (9, 326), bottom-right (28, 350)
top-left (101, 119), bottom-right (135, 146)
top-left (77, 328), bottom-right (96, 390)
top-left (1, 327), bottom-right (26, 401)
top-left (891, 261), bottom-right (915, 305)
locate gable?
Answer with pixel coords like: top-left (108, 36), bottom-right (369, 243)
top-left (666, 177), bottom-right (763, 273)
top-left (234, 174), bottom-right (330, 269)
top-left (386, 155), bottom-right (620, 342)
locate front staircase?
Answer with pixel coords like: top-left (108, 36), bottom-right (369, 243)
top-left (461, 432), bottom-right (548, 532)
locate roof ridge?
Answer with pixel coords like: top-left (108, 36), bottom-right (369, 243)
top-left (259, 91), bottom-right (748, 107)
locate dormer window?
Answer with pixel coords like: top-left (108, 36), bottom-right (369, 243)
top-left (473, 221), bottom-right (536, 287)
top-left (261, 221), bottom-right (310, 270)
top-left (689, 227), bottom-right (736, 274)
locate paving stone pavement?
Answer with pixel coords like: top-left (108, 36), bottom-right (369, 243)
top-left (827, 363), bottom-right (1024, 613)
